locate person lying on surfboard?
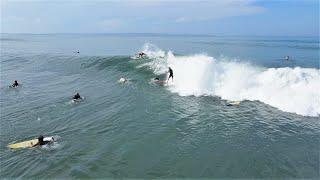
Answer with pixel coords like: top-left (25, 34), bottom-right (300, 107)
top-left (31, 135), bottom-right (52, 147)
top-left (73, 92), bottom-right (81, 100)
top-left (11, 80), bottom-right (19, 88)
top-left (153, 77), bottom-right (166, 85)
top-left (167, 67), bottom-right (173, 83)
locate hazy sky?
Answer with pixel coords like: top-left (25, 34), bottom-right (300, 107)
top-left (1, 0), bottom-right (319, 36)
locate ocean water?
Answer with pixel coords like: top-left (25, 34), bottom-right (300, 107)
top-left (0, 34), bottom-right (319, 178)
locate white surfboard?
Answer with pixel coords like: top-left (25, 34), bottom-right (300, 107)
top-left (72, 98), bottom-right (82, 102)
top-left (8, 85), bottom-right (19, 89)
top-left (226, 101), bottom-right (241, 106)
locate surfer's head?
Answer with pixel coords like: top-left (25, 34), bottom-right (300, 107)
top-left (38, 135), bottom-right (44, 142)
top-left (154, 77), bottom-right (159, 80)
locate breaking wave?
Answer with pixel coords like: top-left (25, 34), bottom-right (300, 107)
top-left (140, 43), bottom-right (320, 117)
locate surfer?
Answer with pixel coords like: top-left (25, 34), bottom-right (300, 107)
top-left (153, 77), bottom-right (166, 85)
top-left (11, 80), bottom-right (19, 87)
top-left (118, 77), bottom-right (127, 83)
top-left (138, 52), bottom-right (146, 58)
top-left (167, 67), bottom-right (173, 83)
top-left (284, 56), bottom-right (290, 61)
top-left (73, 92), bottom-right (81, 100)
top-left (31, 135), bottom-right (52, 147)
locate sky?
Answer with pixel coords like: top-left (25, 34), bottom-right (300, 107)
top-left (1, 0), bottom-right (319, 36)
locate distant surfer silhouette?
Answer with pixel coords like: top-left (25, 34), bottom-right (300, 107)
top-left (138, 52), bottom-right (146, 58)
top-left (10, 80), bottom-right (19, 88)
top-left (284, 56), bottom-right (290, 61)
top-left (167, 67), bottom-right (173, 83)
top-left (73, 92), bottom-right (81, 100)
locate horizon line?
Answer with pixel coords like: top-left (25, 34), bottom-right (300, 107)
top-left (1, 32), bottom-right (319, 37)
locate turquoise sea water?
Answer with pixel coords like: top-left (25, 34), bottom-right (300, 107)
top-left (0, 34), bottom-right (319, 178)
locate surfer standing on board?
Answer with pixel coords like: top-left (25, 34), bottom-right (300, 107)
top-left (167, 67), bottom-right (173, 83)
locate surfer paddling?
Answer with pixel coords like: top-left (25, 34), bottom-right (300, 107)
top-left (153, 77), bottom-right (166, 85)
top-left (31, 135), bottom-right (52, 147)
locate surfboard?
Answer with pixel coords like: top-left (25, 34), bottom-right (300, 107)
top-left (8, 85), bottom-right (18, 88)
top-left (226, 101), bottom-right (241, 106)
top-left (72, 97), bottom-right (84, 103)
top-left (154, 80), bottom-right (166, 86)
top-left (8, 136), bottom-right (55, 149)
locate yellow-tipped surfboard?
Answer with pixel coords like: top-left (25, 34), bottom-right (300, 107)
top-left (8, 137), bottom-right (54, 149)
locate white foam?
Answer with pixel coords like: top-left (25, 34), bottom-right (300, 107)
top-left (136, 43), bottom-right (168, 74)
top-left (141, 43), bottom-right (166, 59)
top-left (141, 44), bottom-right (320, 117)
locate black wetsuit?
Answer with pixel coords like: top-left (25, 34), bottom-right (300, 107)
top-left (168, 68), bottom-right (173, 79)
top-left (39, 140), bottom-right (51, 146)
top-left (34, 136), bottom-right (52, 147)
top-left (12, 81), bottom-right (19, 87)
top-left (73, 94), bottom-right (81, 100)
top-left (139, 52), bottom-right (146, 58)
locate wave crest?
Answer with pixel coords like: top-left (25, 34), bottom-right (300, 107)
top-left (140, 44), bottom-right (320, 117)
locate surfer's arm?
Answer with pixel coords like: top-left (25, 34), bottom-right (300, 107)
top-left (31, 142), bottom-right (39, 147)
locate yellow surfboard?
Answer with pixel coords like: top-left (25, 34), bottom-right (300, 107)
top-left (8, 137), bottom-right (54, 149)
